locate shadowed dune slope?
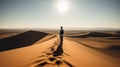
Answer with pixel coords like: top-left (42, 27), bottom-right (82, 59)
top-left (0, 30), bottom-right (48, 52)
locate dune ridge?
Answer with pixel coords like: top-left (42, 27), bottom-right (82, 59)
top-left (0, 30), bottom-right (48, 52)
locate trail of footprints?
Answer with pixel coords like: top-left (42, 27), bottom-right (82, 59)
top-left (29, 40), bottom-right (74, 67)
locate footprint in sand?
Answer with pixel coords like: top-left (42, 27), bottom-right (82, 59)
top-left (29, 41), bottom-right (74, 67)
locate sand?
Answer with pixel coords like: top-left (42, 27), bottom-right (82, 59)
top-left (0, 30), bottom-right (120, 67)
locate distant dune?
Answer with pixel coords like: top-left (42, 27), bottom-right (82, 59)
top-left (0, 30), bottom-right (48, 52)
top-left (67, 32), bottom-right (115, 38)
top-left (0, 32), bottom-right (18, 39)
top-left (66, 31), bottom-right (120, 50)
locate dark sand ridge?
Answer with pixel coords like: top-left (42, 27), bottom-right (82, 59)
top-left (0, 30), bottom-right (48, 52)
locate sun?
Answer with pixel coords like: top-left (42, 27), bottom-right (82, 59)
top-left (57, 0), bottom-right (69, 13)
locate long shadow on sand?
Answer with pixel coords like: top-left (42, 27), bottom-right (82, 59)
top-left (53, 42), bottom-right (63, 57)
top-left (0, 30), bottom-right (48, 52)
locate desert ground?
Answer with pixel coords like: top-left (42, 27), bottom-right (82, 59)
top-left (0, 29), bottom-right (120, 67)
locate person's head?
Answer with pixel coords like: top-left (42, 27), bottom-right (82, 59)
top-left (61, 26), bottom-right (63, 29)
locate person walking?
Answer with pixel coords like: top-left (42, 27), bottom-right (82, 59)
top-left (59, 26), bottom-right (64, 43)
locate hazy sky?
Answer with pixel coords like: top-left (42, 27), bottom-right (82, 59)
top-left (0, 0), bottom-right (120, 28)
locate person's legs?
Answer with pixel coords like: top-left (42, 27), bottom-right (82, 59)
top-left (60, 35), bottom-right (63, 44)
top-left (61, 35), bottom-right (63, 42)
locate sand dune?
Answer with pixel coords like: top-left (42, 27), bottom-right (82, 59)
top-left (63, 37), bottom-right (120, 67)
top-left (0, 30), bottom-right (48, 52)
top-left (0, 32), bottom-right (18, 39)
top-left (0, 30), bottom-right (120, 67)
top-left (67, 32), bottom-right (115, 38)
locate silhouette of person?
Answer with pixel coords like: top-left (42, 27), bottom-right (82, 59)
top-left (59, 26), bottom-right (64, 43)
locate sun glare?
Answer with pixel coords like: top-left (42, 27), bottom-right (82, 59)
top-left (57, 0), bottom-right (69, 13)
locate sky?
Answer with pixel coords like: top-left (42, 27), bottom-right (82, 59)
top-left (0, 0), bottom-right (120, 29)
